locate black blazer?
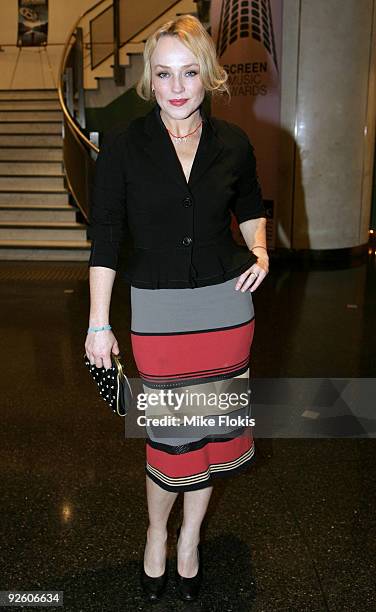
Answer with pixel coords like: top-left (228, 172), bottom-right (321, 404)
top-left (88, 102), bottom-right (267, 289)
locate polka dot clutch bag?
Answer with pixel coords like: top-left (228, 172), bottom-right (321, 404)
top-left (83, 352), bottom-right (133, 416)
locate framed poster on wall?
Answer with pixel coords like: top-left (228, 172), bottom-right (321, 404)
top-left (17, 0), bottom-right (48, 47)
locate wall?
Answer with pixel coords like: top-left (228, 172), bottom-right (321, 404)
top-left (0, 0), bottom-right (97, 89)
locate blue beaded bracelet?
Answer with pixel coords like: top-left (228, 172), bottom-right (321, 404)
top-left (87, 324), bottom-right (112, 333)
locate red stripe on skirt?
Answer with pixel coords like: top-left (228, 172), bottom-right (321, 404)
top-left (131, 320), bottom-right (255, 380)
top-left (146, 428), bottom-right (253, 479)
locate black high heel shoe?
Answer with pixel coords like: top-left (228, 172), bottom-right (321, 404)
top-left (175, 525), bottom-right (203, 601)
top-left (141, 561), bottom-right (168, 601)
top-left (140, 539), bottom-right (168, 601)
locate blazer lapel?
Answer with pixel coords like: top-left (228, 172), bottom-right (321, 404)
top-left (142, 102), bottom-right (225, 191)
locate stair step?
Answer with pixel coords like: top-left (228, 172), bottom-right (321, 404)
top-left (0, 205), bottom-right (77, 222)
top-left (0, 176), bottom-right (65, 190)
top-left (0, 239), bottom-right (91, 261)
top-left (0, 221), bottom-right (87, 240)
top-left (0, 192), bottom-right (68, 205)
top-left (0, 111), bottom-right (62, 122)
top-left (0, 220), bottom-right (85, 228)
top-left (0, 90), bottom-right (59, 100)
top-left (0, 135), bottom-right (62, 147)
top-left (0, 123), bottom-right (61, 134)
top-left (0, 148), bottom-right (63, 161)
top-left (0, 100), bottom-right (61, 111)
top-left (0, 162), bottom-right (63, 176)
top-left (0, 202), bottom-right (73, 209)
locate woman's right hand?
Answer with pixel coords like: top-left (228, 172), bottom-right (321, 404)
top-left (85, 329), bottom-right (120, 370)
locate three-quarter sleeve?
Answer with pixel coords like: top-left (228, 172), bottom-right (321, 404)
top-left (87, 129), bottom-right (127, 271)
top-left (230, 137), bottom-right (267, 224)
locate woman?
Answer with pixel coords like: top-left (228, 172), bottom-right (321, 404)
top-left (85, 14), bottom-right (269, 603)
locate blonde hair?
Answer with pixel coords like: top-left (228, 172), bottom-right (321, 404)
top-left (136, 14), bottom-right (230, 102)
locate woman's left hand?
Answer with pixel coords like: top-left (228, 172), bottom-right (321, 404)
top-left (235, 256), bottom-right (269, 293)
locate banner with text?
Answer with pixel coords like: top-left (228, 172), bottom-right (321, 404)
top-left (210, 0), bottom-right (284, 248)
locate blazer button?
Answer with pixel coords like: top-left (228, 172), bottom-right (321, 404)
top-left (182, 196), bottom-right (193, 207)
top-left (182, 236), bottom-right (193, 246)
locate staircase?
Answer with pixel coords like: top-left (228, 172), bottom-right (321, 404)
top-left (0, 89), bottom-right (91, 261)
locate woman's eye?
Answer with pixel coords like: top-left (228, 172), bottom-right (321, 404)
top-left (156, 71), bottom-right (198, 78)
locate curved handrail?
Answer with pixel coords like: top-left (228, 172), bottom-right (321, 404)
top-left (57, 1), bottom-right (107, 154)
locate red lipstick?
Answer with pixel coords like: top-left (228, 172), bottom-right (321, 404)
top-left (169, 99), bottom-right (188, 106)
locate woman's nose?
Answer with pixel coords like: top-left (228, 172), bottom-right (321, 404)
top-left (171, 76), bottom-right (184, 93)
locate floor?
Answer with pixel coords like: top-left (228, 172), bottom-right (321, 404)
top-left (1, 245), bottom-right (375, 612)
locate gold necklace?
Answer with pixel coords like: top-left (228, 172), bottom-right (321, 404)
top-left (166, 121), bottom-right (203, 143)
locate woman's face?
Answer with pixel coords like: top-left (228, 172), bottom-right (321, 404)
top-left (150, 35), bottom-right (205, 120)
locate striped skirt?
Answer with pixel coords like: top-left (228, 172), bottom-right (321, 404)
top-left (130, 277), bottom-right (256, 492)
